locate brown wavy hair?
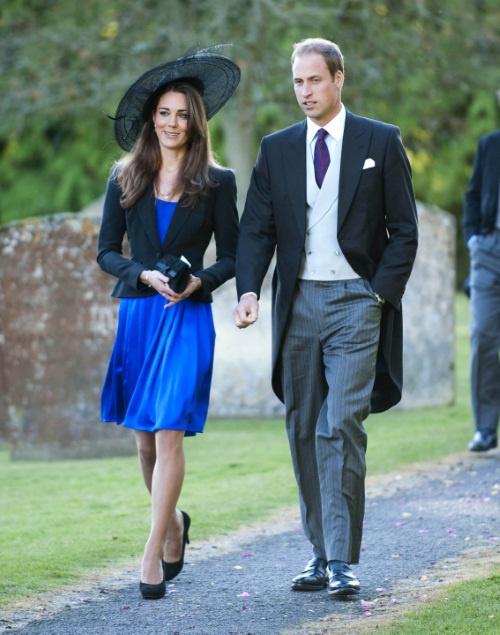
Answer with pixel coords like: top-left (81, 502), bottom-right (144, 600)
top-left (115, 81), bottom-right (218, 208)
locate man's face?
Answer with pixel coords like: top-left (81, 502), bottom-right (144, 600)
top-left (292, 53), bottom-right (343, 126)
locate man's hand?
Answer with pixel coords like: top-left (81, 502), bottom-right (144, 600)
top-left (233, 294), bottom-right (259, 329)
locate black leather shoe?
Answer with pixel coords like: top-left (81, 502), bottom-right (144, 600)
top-left (139, 579), bottom-right (166, 600)
top-left (291, 557), bottom-right (327, 591)
top-left (468, 431), bottom-right (498, 452)
top-left (327, 562), bottom-right (360, 597)
top-left (163, 510), bottom-right (191, 581)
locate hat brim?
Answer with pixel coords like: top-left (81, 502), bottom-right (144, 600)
top-left (114, 53), bottom-right (240, 151)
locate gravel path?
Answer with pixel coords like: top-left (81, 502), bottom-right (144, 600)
top-left (2, 451), bottom-right (499, 635)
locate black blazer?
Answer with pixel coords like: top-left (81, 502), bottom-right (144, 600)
top-left (463, 129), bottom-right (500, 242)
top-left (236, 111), bottom-right (418, 412)
top-left (97, 166), bottom-right (239, 302)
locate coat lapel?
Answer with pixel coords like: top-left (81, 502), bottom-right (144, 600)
top-left (137, 185), bottom-right (161, 252)
top-left (161, 196), bottom-right (195, 252)
top-left (136, 184), bottom-right (196, 254)
top-left (338, 111), bottom-right (372, 232)
top-left (284, 121), bottom-right (307, 238)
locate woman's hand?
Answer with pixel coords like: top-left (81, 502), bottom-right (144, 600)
top-left (163, 275), bottom-right (202, 308)
top-left (140, 269), bottom-right (171, 300)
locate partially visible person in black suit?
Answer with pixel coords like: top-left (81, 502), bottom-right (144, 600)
top-left (463, 129), bottom-right (500, 452)
top-left (97, 51), bottom-right (240, 599)
top-left (234, 38), bottom-right (418, 597)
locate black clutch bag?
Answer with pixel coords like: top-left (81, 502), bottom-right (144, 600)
top-left (154, 254), bottom-right (191, 293)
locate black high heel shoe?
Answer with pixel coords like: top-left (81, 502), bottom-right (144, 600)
top-left (162, 510), bottom-right (191, 581)
top-left (139, 579), bottom-right (166, 600)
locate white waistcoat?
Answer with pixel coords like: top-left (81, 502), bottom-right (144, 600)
top-left (299, 140), bottom-right (359, 281)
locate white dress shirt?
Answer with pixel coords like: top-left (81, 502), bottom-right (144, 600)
top-left (306, 105), bottom-right (345, 207)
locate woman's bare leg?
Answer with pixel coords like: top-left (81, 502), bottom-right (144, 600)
top-left (134, 431), bottom-right (156, 493)
top-left (141, 429), bottom-right (185, 584)
top-left (134, 430), bottom-right (184, 566)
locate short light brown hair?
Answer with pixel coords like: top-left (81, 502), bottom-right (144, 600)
top-left (291, 38), bottom-right (344, 78)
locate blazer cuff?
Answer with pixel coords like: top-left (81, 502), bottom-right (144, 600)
top-left (194, 270), bottom-right (211, 292)
top-left (130, 262), bottom-right (148, 290)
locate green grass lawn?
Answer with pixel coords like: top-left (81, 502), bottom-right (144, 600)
top-left (0, 296), bottom-right (476, 608)
top-left (379, 573), bottom-right (500, 634)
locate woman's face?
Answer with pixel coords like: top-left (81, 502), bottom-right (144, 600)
top-left (153, 91), bottom-right (189, 151)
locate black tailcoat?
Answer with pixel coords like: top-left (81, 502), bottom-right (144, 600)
top-left (236, 111), bottom-right (418, 412)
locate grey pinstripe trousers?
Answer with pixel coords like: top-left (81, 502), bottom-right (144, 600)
top-left (469, 230), bottom-right (500, 436)
top-left (281, 279), bottom-right (382, 564)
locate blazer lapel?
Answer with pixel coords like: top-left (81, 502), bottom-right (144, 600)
top-left (161, 196), bottom-right (195, 252)
top-left (338, 111), bottom-right (371, 232)
top-left (284, 121), bottom-right (307, 238)
top-left (137, 185), bottom-right (161, 252)
top-left (136, 184), bottom-right (196, 254)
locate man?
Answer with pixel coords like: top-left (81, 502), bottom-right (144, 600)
top-left (463, 128), bottom-right (500, 452)
top-left (234, 38), bottom-right (418, 597)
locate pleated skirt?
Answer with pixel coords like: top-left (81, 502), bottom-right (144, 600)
top-left (101, 294), bottom-right (215, 436)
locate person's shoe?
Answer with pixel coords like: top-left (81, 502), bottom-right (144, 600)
top-left (162, 510), bottom-right (191, 581)
top-left (327, 561), bottom-right (360, 597)
top-left (139, 579), bottom-right (166, 600)
top-left (468, 431), bottom-right (498, 452)
top-left (291, 557), bottom-right (327, 591)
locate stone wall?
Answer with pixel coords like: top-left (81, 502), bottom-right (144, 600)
top-left (399, 203), bottom-right (456, 408)
top-left (0, 204), bottom-right (131, 458)
top-left (0, 201), bottom-right (455, 458)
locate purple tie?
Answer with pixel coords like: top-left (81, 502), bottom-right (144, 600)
top-left (314, 128), bottom-right (330, 188)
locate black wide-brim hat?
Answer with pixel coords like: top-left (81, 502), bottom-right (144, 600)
top-left (114, 50), bottom-right (241, 151)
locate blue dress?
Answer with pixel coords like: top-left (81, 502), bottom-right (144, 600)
top-left (100, 199), bottom-right (215, 436)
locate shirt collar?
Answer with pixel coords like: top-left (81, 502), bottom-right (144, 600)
top-left (306, 104), bottom-right (346, 144)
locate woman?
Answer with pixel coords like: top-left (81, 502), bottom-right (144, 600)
top-left (97, 51), bottom-right (240, 600)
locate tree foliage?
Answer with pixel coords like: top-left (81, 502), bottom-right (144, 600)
top-left (1, 0), bottom-right (500, 280)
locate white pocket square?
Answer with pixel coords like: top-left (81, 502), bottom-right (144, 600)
top-left (362, 158), bottom-right (375, 170)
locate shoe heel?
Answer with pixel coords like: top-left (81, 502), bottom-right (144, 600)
top-left (163, 511), bottom-right (191, 582)
top-left (181, 510), bottom-right (191, 544)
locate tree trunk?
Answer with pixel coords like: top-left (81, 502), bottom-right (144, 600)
top-left (221, 84), bottom-right (256, 215)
